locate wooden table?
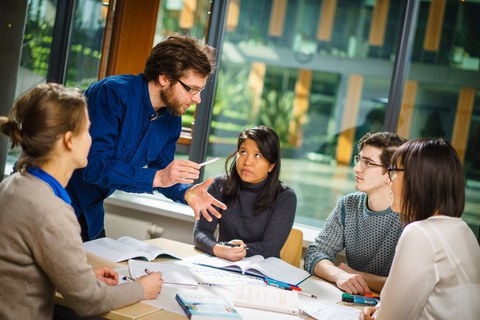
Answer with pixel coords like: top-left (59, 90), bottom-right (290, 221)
top-left (56, 238), bottom-right (360, 319)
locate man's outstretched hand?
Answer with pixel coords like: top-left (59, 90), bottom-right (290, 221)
top-left (184, 177), bottom-right (227, 221)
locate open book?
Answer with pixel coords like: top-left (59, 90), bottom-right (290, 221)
top-left (233, 284), bottom-right (298, 315)
top-left (83, 236), bottom-right (180, 263)
top-left (196, 255), bottom-right (310, 286)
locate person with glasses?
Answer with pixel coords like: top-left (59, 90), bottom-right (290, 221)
top-left (360, 138), bottom-right (480, 320)
top-left (66, 34), bottom-right (226, 241)
top-left (304, 132), bottom-right (407, 295)
top-left (193, 126), bottom-right (296, 261)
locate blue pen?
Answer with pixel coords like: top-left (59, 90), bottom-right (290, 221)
top-left (264, 277), bottom-right (318, 298)
top-left (264, 277), bottom-right (298, 290)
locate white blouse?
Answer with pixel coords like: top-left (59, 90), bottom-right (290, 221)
top-left (376, 216), bottom-right (480, 320)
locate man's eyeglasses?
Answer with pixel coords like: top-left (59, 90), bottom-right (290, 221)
top-left (387, 166), bottom-right (405, 181)
top-left (353, 155), bottom-right (384, 169)
top-left (177, 79), bottom-right (205, 95)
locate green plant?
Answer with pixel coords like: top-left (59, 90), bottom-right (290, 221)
top-left (213, 67), bottom-right (251, 121)
top-left (21, 19), bottom-right (53, 77)
top-left (257, 90), bottom-right (294, 144)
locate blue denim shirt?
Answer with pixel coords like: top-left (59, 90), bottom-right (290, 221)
top-left (66, 74), bottom-right (190, 240)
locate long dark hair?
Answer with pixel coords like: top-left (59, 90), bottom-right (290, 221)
top-left (390, 138), bottom-right (465, 224)
top-left (222, 126), bottom-right (281, 214)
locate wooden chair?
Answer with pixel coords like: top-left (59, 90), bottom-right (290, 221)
top-left (280, 228), bottom-right (304, 268)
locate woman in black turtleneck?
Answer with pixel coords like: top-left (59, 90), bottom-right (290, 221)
top-left (193, 126), bottom-right (297, 261)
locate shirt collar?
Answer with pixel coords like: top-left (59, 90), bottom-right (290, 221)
top-left (26, 167), bottom-right (71, 205)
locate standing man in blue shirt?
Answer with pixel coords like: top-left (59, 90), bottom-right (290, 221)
top-left (66, 34), bottom-right (226, 241)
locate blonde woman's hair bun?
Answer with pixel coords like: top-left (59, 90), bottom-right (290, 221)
top-left (0, 117), bottom-right (23, 147)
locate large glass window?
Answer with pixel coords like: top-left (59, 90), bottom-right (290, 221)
top-left (16, 0), bottom-right (56, 97)
top-left (204, 0), bottom-right (403, 228)
top-left (17, 0), bottom-right (108, 94)
top-left (66, 0), bottom-right (108, 89)
top-left (403, 0), bottom-right (480, 227)
top-left (202, 0), bottom-right (479, 230)
top-left (9, 0), bottom-right (108, 169)
top-left (10, 0), bottom-right (479, 232)
top-left (9, 0), bottom-right (57, 169)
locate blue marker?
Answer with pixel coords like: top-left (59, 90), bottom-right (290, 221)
top-left (341, 293), bottom-right (378, 306)
top-left (264, 277), bottom-right (299, 291)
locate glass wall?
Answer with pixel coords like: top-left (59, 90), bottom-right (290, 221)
top-left (65, 0), bottom-right (108, 89)
top-left (17, 0), bottom-right (107, 95)
top-left (11, 0), bottom-right (480, 231)
top-left (9, 0), bottom-right (109, 169)
top-left (204, 0), bottom-right (404, 228)
top-left (9, 0), bottom-right (57, 168)
top-left (403, 0), bottom-right (480, 226)
top-left (16, 0), bottom-right (56, 97)
top-left (150, 0), bottom-right (479, 229)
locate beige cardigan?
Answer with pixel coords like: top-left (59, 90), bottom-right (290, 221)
top-left (0, 173), bottom-right (144, 320)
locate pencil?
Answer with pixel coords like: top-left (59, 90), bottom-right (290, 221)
top-left (199, 157), bottom-right (220, 167)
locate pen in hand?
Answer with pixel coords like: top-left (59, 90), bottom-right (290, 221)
top-left (199, 157), bottom-right (220, 167)
top-left (219, 241), bottom-right (249, 250)
top-left (122, 269), bottom-right (152, 281)
top-left (122, 275), bottom-right (136, 281)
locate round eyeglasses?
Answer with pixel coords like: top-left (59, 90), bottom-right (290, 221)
top-left (353, 155), bottom-right (384, 169)
top-left (177, 79), bottom-right (206, 95)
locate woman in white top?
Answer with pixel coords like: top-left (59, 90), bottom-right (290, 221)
top-left (360, 137), bottom-right (480, 320)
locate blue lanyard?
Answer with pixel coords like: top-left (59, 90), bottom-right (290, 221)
top-left (26, 167), bottom-right (72, 205)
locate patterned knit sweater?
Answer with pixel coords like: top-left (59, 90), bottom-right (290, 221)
top-left (304, 192), bottom-right (403, 276)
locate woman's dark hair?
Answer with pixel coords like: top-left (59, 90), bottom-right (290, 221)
top-left (390, 137), bottom-right (465, 224)
top-left (0, 83), bottom-right (87, 171)
top-left (143, 34), bottom-right (216, 84)
top-left (222, 126), bottom-right (281, 214)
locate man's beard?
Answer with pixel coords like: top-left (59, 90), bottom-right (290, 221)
top-left (160, 86), bottom-right (187, 116)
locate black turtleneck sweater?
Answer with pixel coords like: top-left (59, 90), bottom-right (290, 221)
top-left (193, 175), bottom-right (297, 258)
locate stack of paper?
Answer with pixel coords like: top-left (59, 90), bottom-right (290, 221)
top-left (233, 284), bottom-right (299, 315)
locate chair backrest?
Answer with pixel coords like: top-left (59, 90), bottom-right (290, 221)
top-left (279, 228), bottom-right (303, 268)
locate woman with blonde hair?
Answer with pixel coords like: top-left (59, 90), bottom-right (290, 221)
top-left (0, 83), bottom-right (163, 320)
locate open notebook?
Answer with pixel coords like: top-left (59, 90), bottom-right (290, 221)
top-left (83, 236), bottom-right (180, 262)
top-left (196, 255), bottom-right (310, 286)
